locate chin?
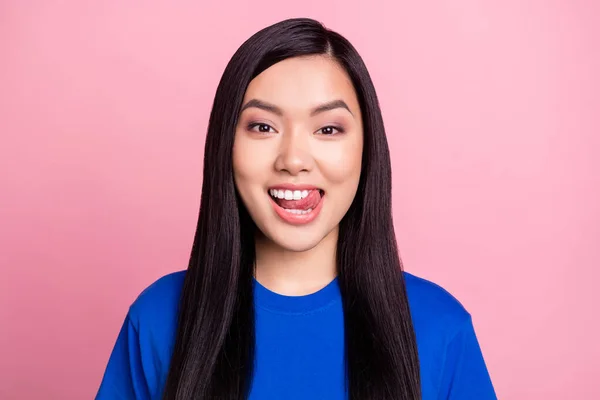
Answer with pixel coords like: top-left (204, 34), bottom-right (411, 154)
top-left (266, 228), bottom-right (327, 253)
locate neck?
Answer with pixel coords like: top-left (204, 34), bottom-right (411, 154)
top-left (254, 227), bottom-right (338, 296)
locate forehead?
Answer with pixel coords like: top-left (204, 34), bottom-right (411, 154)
top-left (243, 56), bottom-right (360, 115)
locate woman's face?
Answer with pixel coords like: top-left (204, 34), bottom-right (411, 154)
top-left (233, 55), bottom-right (363, 252)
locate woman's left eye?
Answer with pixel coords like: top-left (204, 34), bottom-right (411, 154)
top-left (317, 126), bottom-right (343, 135)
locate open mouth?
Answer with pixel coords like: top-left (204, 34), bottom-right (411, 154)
top-left (267, 188), bottom-right (325, 224)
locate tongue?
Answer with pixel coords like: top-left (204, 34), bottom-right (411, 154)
top-left (274, 190), bottom-right (321, 210)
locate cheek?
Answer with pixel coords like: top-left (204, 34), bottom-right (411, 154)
top-left (315, 139), bottom-right (363, 185)
top-left (232, 134), bottom-right (271, 193)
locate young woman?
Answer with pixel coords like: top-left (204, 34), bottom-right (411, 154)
top-left (96, 18), bottom-right (496, 400)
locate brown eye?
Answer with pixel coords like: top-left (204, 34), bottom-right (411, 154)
top-left (248, 123), bottom-right (275, 134)
top-left (317, 126), bottom-right (343, 135)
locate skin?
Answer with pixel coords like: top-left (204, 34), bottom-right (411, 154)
top-left (232, 55), bottom-right (363, 295)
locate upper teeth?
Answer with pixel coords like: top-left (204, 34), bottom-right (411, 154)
top-left (269, 189), bottom-right (310, 200)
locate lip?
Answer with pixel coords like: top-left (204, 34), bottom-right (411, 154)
top-left (268, 183), bottom-right (322, 191)
top-left (268, 190), bottom-right (325, 225)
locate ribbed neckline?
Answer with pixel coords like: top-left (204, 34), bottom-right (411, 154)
top-left (252, 277), bottom-right (341, 314)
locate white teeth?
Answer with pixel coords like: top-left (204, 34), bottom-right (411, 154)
top-left (283, 208), bottom-right (313, 215)
top-left (269, 189), bottom-right (313, 200)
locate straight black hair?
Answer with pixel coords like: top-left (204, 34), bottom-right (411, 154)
top-left (163, 18), bottom-right (421, 399)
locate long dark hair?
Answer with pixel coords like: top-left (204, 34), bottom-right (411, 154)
top-left (163, 18), bottom-right (421, 399)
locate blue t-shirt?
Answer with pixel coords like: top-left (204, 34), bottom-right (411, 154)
top-left (96, 271), bottom-right (496, 399)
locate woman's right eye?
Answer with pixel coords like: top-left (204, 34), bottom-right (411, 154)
top-left (248, 123), bottom-right (275, 134)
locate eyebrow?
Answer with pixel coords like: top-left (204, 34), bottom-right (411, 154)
top-left (240, 99), bottom-right (354, 117)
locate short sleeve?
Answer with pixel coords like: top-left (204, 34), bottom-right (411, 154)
top-left (438, 315), bottom-right (497, 399)
top-left (96, 314), bottom-right (151, 400)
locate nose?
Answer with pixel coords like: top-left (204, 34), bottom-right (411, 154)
top-left (274, 130), bottom-right (314, 176)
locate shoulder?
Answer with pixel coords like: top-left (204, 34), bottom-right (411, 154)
top-left (403, 272), bottom-right (496, 397)
top-left (127, 270), bottom-right (187, 330)
top-left (403, 271), bottom-right (472, 338)
top-left (100, 271), bottom-right (187, 396)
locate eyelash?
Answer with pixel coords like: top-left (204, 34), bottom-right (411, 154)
top-left (247, 123), bottom-right (345, 135)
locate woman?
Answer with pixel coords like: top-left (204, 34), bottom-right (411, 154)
top-left (96, 18), bottom-right (496, 400)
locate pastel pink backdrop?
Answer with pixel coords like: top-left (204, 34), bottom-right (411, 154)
top-left (1, 1), bottom-right (598, 399)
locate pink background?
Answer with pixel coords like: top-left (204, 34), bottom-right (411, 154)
top-left (1, 1), bottom-right (598, 399)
